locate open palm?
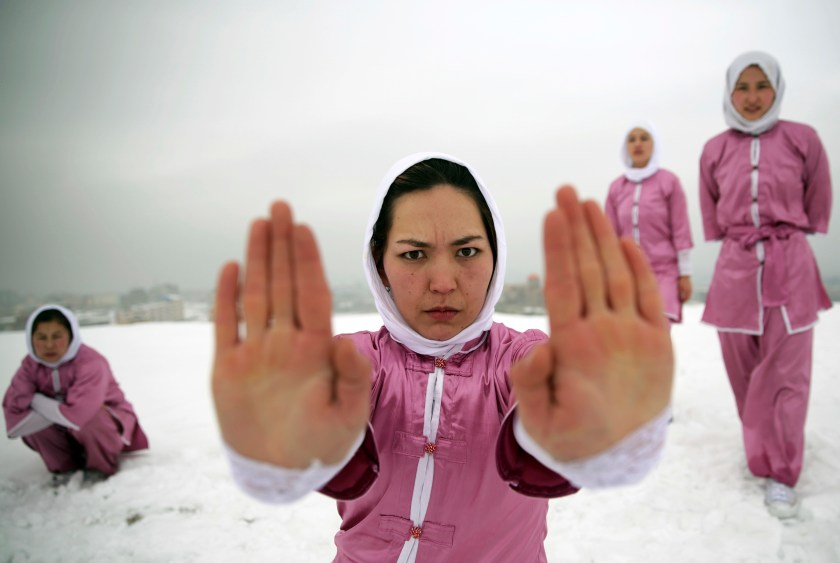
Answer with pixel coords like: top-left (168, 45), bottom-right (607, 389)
top-left (211, 202), bottom-right (371, 469)
top-left (512, 186), bottom-right (674, 462)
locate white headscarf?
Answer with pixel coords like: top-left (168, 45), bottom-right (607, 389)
top-left (362, 152), bottom-right (507, 358)
top-left (723, 50), bottom-right (785, 135)
top-left (621, 120), bottom-right (661, 183)
top-left (25, 304), bottom-right (83, 368)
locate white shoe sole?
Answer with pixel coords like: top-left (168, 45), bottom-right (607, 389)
top-left (765, 499), bottom-right (801, 519)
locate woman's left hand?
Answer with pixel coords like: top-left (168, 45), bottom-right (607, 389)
top-left (511, 186), bottom-right (673, 462)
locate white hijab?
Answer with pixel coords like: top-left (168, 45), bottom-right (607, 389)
top-left (362, 152), bottom-right (507, 358)
top-left (723, 50), bottom-right (785, 135)
top-left (622, 120), bottom-right (661, 183)
top-left (25, 304), bottom-right (83, 368)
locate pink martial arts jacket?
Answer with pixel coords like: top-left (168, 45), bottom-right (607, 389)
top-left (317, 322), bottom-right (577, 562)
top-left (699, 120), bottom-right (833, 334)
top-left (4, 308), bottom-right (148, 450)
top-left (606, 169), bottom-right (694, 322)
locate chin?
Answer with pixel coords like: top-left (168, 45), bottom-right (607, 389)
top-left (419, 327), bottom-right (460, 341)
top-left (428, 333), bottom-right (456, 342)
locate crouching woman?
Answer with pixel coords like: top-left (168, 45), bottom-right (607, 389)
top-left (3, 304), bottom-right (149, 485)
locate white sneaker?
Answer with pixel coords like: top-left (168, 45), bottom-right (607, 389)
top-left (764, 480), bottom-right (800, 519)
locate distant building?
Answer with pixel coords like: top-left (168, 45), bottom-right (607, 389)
top-left (0, 283), bottom-right (202, 331)
top-left (332, 282), bottom-right (377, 313)
top-left (0, 315), bottom-right (19, 332)
top-left (497, 273), bottom-right (545, 315)
top-left (76, 310), bottom-right (115, 326)
top-left (81, 293), bottom-right (121, 309)
top-left (121, 288), bottom-right (151, 309)
top-left (0, 290), bottom-right (23, 315)
top-left (116, 298), bottom-right (185, 324)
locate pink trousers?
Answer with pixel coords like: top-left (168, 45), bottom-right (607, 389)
top-left (718, 307), bottom-right (813, 487)
top-left (22, 407), bottom-right (125, 476)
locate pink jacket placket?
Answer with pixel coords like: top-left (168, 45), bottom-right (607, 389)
top-left (318, 323), bottom-right (577, 562)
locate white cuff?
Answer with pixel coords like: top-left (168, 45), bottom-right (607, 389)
top-left (7, 410), bottom-right (54, 438)
top-left (513, 405), bottom-right (671, 488)
top-left (677, 250), bottom-right (692, 276)
top-left (30, 393), bottom-right (79, 431)
top-left (224, 431), bottom-right (365, 504)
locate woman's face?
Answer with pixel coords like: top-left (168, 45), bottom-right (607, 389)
top-left (731, 65), bottom-right (776, 121)
top-left (626, 128), bottom-right (653, 168)
top-left (380, 184), bottom-right (495, 341)
top-left (32, 320), bottom-right (71, 362)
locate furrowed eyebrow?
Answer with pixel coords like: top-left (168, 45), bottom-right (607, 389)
top-left (451, 235), bottom-right (484, 246)
top-left (394, 235), bottom-right (484, 247)
top-left (395, 239), bottom-right (430, 248)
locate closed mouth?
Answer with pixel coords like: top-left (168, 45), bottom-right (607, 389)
top-left (425, 307), bottom-right (459, 320)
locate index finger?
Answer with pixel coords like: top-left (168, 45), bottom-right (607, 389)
top-left (582, 200), bottom-right (635, 314)
top-left (543, 191), bottom-right (582, 331)
top-left (555, 186), bottom-right (608, 316)
top-left (621, 239), bottom-right (667, 327)
top-left (242, 218), bottom-right (270, 339)
top-left (214, 261), bottom-right (241, 351)
top-left (291, 224), bottom-right (333, 334)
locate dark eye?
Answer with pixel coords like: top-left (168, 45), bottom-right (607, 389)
top-left (402, 250), bottom-right (425, 261)
top-left (457, 248), bottom-right (480, 258)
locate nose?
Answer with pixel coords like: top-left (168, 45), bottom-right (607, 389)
top-left (428, 259), bottom-right (457, 295)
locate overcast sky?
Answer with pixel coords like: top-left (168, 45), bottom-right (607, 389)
top-left (2, 0), bottom-right (839, 297)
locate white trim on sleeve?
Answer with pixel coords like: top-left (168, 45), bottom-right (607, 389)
top-left (677, 249), bottom-right (692, 276)
top-left (30, 393), bottom-right (79, 431)
top-left (513, 405), bottom-right (671, 488)
top-left (224, 431), bottom-right (365, 504)
top-left (7, 410), bottom-right (54, 438)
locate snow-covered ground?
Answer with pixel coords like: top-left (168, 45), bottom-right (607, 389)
top-left (1, 304), bottom-right (839, 562)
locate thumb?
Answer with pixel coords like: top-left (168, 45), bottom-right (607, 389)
top-left (332, 337), bottom-right (372, 425)
top-left (510, 343), bottom-right (554, 422)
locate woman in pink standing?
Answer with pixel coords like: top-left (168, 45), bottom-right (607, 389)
top-left (699, 51), bottom-right (833, 519)
top-left (605, 121), bottom-right (694, 326)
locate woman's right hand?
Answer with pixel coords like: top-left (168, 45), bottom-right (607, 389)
top-left (211, 202), bottom-right (371, 469)
top-left (678, 275), bottom-right (693, 303)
